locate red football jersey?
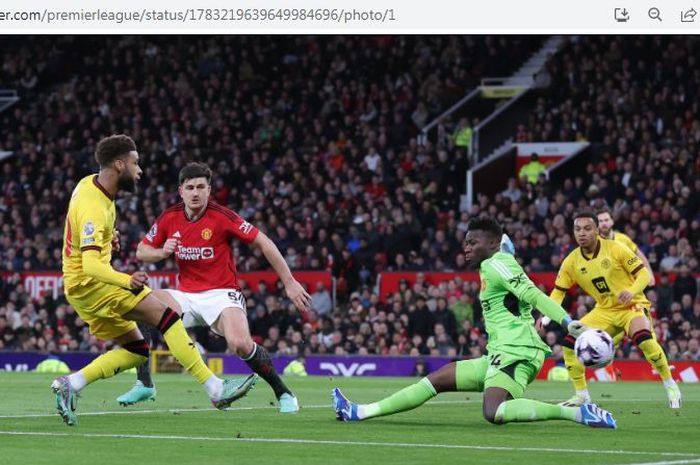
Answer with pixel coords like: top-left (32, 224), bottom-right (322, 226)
top-left (142, 202), bottom-right (259, 292)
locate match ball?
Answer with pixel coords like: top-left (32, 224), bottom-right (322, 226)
top-left (574, 329), bottom-right (614, 369)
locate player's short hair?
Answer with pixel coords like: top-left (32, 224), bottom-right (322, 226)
top-left (595, 207), bottom-right (613, 218)
top-left (95, 135), bottom-right (136, 167)
top-left (573, 211), bottom-right (599, 227)
top-left (179, 162), bottom-right (212, 185)
top-left (467, 216), bottom-right (502, 240)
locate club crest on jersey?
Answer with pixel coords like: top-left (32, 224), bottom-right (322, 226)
top-left (83, 222), bottom-right (95, 236)
top-left (201, 228), bottom-right (213, 240)
top-left (601, 258), bottom-right (611, 269)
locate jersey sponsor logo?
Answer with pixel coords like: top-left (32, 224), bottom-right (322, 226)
top-left (591, 276), bottom-right (611, 294)
top-left (80, 237), bottom-right (96, 246)
top-left (238, 221), bottom-right (253, 235)
top-left (83, 222), bottom-right (95, 236)
top-left (172, 231), bottom-right (181, 238)
top-left (508, 274), bottom-right (526, 287)
top-left (201, 228), bottom-right (212, 240)
top-left (146, 224), bottom-right (158, 241)
top-left (175, 246), bottom-right (214, 261)
top-left (627, 256), bottom-right (639, 266)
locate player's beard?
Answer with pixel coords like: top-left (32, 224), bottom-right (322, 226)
top-left (117, 172), bottom-right (137, 193)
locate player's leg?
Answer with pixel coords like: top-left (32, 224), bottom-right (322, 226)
top-left (560, 310), bottom-right (616, 406)
top-left (624, 308), bottom-right (681, 408)
top-left (117, 289), bottom-right (182, 405)
top-left (52, 325), bottom-right (149, 426)
top-left (125, 292), bottom-right (256, 409)
top-left (213, 305), bottom-right (297, 413)
top-left (116, 323), bottom-right (157, 406)
top-left (334, 358), bottom-right (487, 421)
top-left (485, 352), bottom-right (616, 428)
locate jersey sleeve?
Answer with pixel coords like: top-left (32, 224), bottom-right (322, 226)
top-left (142, 214), bottom-right (168, 248)
top-left (554, 255), bottom-right (574, 292)
top-left (77, 205), bottom-right (108, 253)
top-left (615, 241), bottom-right (644, 276)
top-left (485, 253), bottom-right (538, 302)
top-left (221, 209), bottom-right (259, 244)
top-left (485, 253), bottom-right (567, 323)
top-left (617, 233), bottom-right (638, 253)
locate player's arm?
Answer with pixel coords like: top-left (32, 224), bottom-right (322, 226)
top-left (549, 255), bottom-right (574, 305)
top-left (617, 244), bottom-right (652, 304)
top-left (635, 248), bottom-right (655, 286)
top-left (136, 216), bottom-right (176, 263)
top-left (136, 240), bottom-right (178, 263)
top-left (487, 255), bottom-right (583, 334)
top-left (250, 231), bottom-right (311, 311)
top-left (77, 211), bottom-right (137, 289)
top-left (82, 250), bottom-right (145, 289)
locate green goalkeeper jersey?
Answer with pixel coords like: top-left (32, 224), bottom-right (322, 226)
top-left (479, 252), bottom-right (567, 355)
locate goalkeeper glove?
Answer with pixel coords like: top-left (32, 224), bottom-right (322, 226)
top-left (500, 234), bottom-right (515, 255)
top-left (562, 316), bottom-right (588, 338)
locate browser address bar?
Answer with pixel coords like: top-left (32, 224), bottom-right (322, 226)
top-left (0, 0), bottom-right (698, 32)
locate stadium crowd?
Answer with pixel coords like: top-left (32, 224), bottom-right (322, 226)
top-left (0, 36), bottom-right (699, 362)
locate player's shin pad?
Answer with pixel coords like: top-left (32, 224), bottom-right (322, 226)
top-left (81, 347), bottom-right (148, 383)
top-left (563, 347), bottom-right (587, 391)
top-left (158, 309), bottom-right (212, 384)
top-left (362, 378), bottom-right (436, 419)
top-left (637, 337), bottom-right (672, 381)
top-left (495, 399), bottom-right (577, 423)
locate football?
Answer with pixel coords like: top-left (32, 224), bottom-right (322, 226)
top-left (574, 329), bottom-right (615, 369)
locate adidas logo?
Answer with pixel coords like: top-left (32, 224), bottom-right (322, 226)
top-left (173, 231), bottom-right (182, 238)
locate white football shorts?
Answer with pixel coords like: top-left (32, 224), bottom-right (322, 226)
top-left (164, 288), bottom-right (246, 336)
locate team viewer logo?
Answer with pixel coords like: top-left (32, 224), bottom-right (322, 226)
top-left (201, 228), bottom-right (212, 240)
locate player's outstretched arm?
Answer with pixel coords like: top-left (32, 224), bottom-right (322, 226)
top-left (488, 254), bottom-right (586, 336)
top-left (251, 232), bottom-right (311, 312)
top-left (136, 239), bottom-right (178, 263)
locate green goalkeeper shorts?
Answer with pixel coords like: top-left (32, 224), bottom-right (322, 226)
top-left (455, 348), bottom-right (546, 399)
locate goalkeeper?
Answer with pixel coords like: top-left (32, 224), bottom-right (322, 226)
top-left (333, 217), bottom-right (616, 428)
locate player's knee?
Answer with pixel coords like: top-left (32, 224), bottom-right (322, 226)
top-left (229, 337), bottom-right (254, 357)
top-left (123, 339), bottom-right (150, 358)
top-left (632, 329), bottom-right (653, 347)
top-left (482, 403), bottom-right (503, 425)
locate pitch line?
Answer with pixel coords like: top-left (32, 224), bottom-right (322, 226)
top-left (0, 398), bottom-right (686, 419)
top-left (607, 459), bottom-right (700, 465)
top-left (0, 430), bottom-right (698, 458)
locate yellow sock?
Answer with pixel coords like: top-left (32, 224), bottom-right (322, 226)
top-left (563, 347), bottom-right (587, 391)
top-left (639, 339), bottom-right (672, 381)
top-left (162, 319), bottom-right (213, 384)
top-left (81, 349), bottom-right (147, 383)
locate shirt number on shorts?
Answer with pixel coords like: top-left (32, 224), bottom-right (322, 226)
top-left (228, 291), bottom-right (245, 307)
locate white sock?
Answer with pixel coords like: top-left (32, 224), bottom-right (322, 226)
top-left (203, 375), bottom-right (224, 399)
top-left (663, 379), bottom-right (677, 388)
top-left (576, 389), bottom-right (590, 400)
top-left (356, 403), bottom-right (376, 420)
top-left (67, 372), bottom-right (88, 391)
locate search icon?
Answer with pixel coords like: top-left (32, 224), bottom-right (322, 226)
top-left (648, 7), bottom-right (662, 21)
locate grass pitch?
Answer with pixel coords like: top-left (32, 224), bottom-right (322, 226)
top-left (0, 372), bottom-right (697, 465)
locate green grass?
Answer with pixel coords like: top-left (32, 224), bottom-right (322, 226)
top-left (0, 372), bottom-right (698, 465)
